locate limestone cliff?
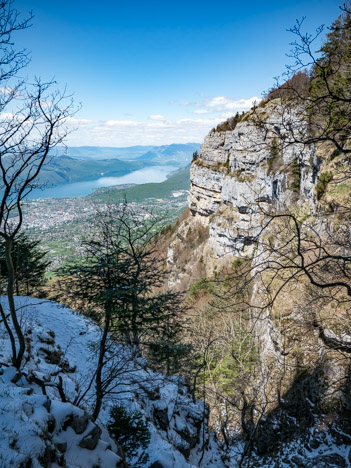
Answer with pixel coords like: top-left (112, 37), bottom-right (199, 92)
top-left (188, 103), bottom-right (319, 257)
top-left (164, 101), bottom-right (351, 467)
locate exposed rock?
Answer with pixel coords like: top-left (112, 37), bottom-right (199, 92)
top-left (290, 455), bottom-right (306, 467)
top-left (55, 441), bottom-right (67, 453)
top-left (47, 414), bottom-right (56, 433)
top-left (39, 347), bottom-right (62, 365)
top-left (306, 453), bottom-right (346, 468)
top-left (188, 106), bottom-right (318, 258)
top-left (70, 413), bottom-right (90, 434)
top-left (140, 383), bottom-right (161, 400)
top-left (153, 405), bottom-right (169, 431)
top-left (176, 425), bottom-right (199, 451)
top-left (79, 424), bottom-right (102, 450)
top-left (43, 396), bottom-right (51, 412)
top-left (22, 401), bottom-right (34, 417)
top-left (149, 462), bottom-right (166, 468)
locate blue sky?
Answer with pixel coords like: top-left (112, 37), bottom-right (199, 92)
top-left (14, 0), bottom-right (341, 146)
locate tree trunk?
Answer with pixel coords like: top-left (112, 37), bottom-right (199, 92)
top-left (5, 237), bottom-right (25, 368)
top-left (92, 302), bottom-right (111, 421)
top-left (0, 302), bottom-right (16, 361)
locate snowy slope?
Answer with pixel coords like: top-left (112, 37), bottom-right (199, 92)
top-left (0, 297), bottom-right (224, 468)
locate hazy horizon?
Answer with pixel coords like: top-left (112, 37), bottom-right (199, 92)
top-left (15, 0), bottom-right (339, 146)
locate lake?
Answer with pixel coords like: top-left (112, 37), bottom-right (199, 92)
top-left (27, 165), bottom-right (177, 200)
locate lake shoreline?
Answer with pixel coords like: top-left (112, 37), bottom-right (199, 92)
top-left (26, 165), bottom-right (178, 200)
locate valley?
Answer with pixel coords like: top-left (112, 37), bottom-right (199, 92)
top-left (0, 1), bottom-right (349, 467)
top-left (22, 165), bottom-right (191, 269)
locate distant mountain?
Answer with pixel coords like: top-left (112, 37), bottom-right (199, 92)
top-left (52, 143), bottom-right (201, 165)
top-left (91, 165), bottom-right (191, 203)
top-left (136, 143), bottom-right (200, 166)
top-left (34, 156), bottom-right (151, 185)
top-left (52, 145), bottom-right (154, 160)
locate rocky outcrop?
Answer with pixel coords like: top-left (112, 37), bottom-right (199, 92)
top-left (163, 98), bottom-right (351, 467)
top-left (0, 297), bottom-right (225, 468)
top-left (0, 366), bottom-right (122, 468)
top-left (188, 104), bottom-right (319, 257)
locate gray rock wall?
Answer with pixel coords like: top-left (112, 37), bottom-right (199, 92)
top-left (188, 106), bottom-right (318, 257)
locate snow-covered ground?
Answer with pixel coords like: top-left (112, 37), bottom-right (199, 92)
top-left (0, 296), bottom-right (224, 468)
top-left (2, 296), bottom-right (349, 467)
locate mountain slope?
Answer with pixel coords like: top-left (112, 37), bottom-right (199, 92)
top-left (162, 99), bottom-right (351, 466)
top-left (52, 143), bottom-right (201, 164)
top-left (52, 145), bottom-right (154, 160)
top-left (91, 165), bottom-right (190, 202)
top-left (0, 297), bottom-right (223, 467)
top-left (33, 156), bottom-right (151, 186)
top-left (137, 143), bottom-right (200, 166)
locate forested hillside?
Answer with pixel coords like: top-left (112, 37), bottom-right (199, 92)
top-left (161, 5), bottom-right (351, 466)
top-left (0, 1), bottom-right (350, 468)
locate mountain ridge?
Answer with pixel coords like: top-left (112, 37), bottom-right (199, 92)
top-left (53, 143), bottom-right (201, 164)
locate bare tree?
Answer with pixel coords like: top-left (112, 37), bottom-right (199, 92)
top-left (228, 2), bottom-right (351, 352)
top-left (59, 203), bottom-right (187, 420)
top-left (0, 0), bottom-right (75, 368)
top-left (256, 2), bottom-right (351, 157)
top-left (189, 4), bottom-right (351, 459)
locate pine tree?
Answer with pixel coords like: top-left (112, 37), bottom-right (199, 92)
top-left (0, 233), bottom-right (50, 296)
top-left (59, 203), bottom-right (188, 419)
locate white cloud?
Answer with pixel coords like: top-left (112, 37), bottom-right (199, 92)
top-left (63, 95), bottom-right (260, 146)
top-left (180, 101), bottom-right (198, 107)
top-left (206, 96), bottom-right (229, 107)
top-left (65, 117), bottom-right (92, 124)
top-left (148, 114), bottom-right (166, 121)
top-left (220, 111), bottom-right (237, 119)
top-left (187, 95), bottom-right (260, 116)
top-left (205, 96), bottom-right (260, 111)
top-left (105, 120), bottom-right (139, 127)
top-left (193, 109), bottom-right (214, 115)
top-left (64, 115), bottom-right (224, 147)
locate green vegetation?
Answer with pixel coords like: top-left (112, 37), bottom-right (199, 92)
top-left (107, 404), bottom-right (150, 466)
top-left (187, 262), bottom-right (259, 444)
top-left (189, 277), bottom-right (215, 297)
top-left (91, 165), bottom-right (190, 203)
top-left (213, 112), bottom-right (246, 133)
top-left (160, 218), bottom-right (181, 237)
top-left (289, 158), bottom-right (301, 192)
top-left (267, 137), bottom-right (281, 174)
top-left (210, 328), bottom-right (258, 396)
top-left (309, 10), bottom-right (351, 148)
top-left (58, 203), bottom-right (188, 407)
top-left (0, 233), bottom-right (50, 296)
top-left (185, 224), bottom-right (209, 249)
top-left (315, 171), bottom-right (333, 199)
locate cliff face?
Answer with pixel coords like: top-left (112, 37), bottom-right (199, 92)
top-left (188, 104), bottom-right (319, 257)
top-left (164, 102), bottom-right (351, 466)
top-left (166, 103), bottom-right (321, 288)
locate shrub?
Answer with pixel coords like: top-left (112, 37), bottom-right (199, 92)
top-left (315, 171), bottom-right (333, 199)
top-left (189, 277), bottom-right (215, 297)
top-left (267, 137), bottom-right (282, 174)
top-left (215, 112), bottom-right (243, 133)
top-left (224, 155), bottom-right (230, 171)
top-left (289, 158), bottom-right (301, 192)
top-left (263, 71), bottom-right (309, 102)
top-left (107, 404), bottom-right (150, 466)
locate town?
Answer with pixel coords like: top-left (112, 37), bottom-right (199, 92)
top-left (20, 188), bottom-right (189, 270)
